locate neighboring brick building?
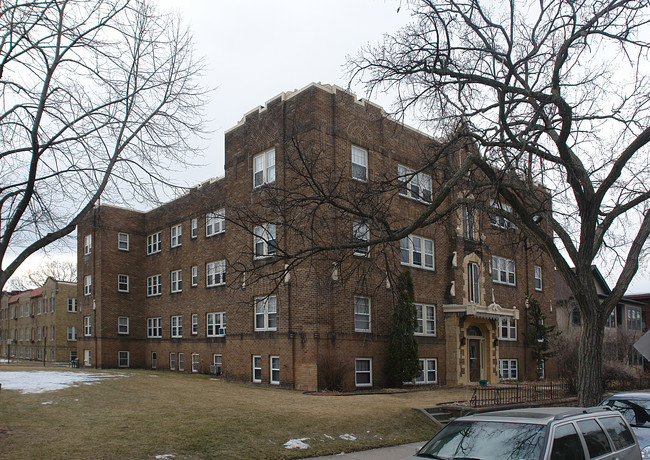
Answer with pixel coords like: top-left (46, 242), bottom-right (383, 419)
top-left (76, 83), bottom-right (556, 391)
top-left (0, 277), bottom-right (78, 362)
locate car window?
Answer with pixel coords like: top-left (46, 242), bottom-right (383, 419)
top-left (598, 416), bottom-right (636, 451)
top-left (418, 420), bottom-right (546, 460)
top-left (604, 399), bottom-right (650, 428)
top-left (551, 423), bottom-right (586, 460)
top-left (577, 419), bottom-right (612, 458)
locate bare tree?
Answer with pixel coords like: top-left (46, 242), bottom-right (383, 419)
top-left (349, 0), bottom-right (650, 404)
top-left (8, 258), bottom-right (76, 290)
top-left (0, 0), bottom-right (207, 289)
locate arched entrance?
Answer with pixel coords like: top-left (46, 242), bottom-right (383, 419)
top-left (466, 325), bottom-right (484, 382)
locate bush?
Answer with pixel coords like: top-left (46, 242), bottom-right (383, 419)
top-left (317, 348), bottom-right (351, 392)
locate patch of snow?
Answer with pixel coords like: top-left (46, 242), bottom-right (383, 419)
top-left (155, 455), bottom-right (175, 459)
top-left (0, 371), bottom-right (126, 394)
top-left (284, 438), bottom-right (310, 449)
top-left (323, 434), bottom-right (334, 440)
top-left (340, 434), bottom-right (357, 441)
top-left (149, 375), bottom-right (159, 378)
top-left (41, 401), bottom-right (53, 405)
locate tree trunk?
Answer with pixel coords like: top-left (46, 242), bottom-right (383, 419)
top-left (577, 314), bottom-right (605, 406)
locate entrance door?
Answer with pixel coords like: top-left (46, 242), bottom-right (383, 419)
top-left (469, 339), bottom-right (481, 382)
top-left (84, 349), bottom-right (91, 367)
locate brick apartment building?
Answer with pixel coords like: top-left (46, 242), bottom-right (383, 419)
top-left (0, 277), bottom-right (78, 362)
top-left (76, 83), bottom-right (556, 391)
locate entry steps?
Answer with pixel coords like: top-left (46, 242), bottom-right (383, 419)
top-left (418, 408), bottom-right (455, 428)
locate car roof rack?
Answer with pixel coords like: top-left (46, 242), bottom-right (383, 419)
top-left (554, 406), bottom-right (613, 421)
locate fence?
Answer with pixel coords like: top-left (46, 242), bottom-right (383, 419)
top-left (470, 382), bottom-right (572, 408)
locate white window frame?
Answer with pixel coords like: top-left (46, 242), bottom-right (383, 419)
top-left (498, 317), bottom-right (517, 341)
top-left (499, 359), bottom-right (518, 380)
top-left (171, 315), bottom-right (183, 338)
top-left (270, 356), bottom-right (280, 385)
top-left (118, 317), bottom-right (129, 335)
top-left (118, 351), bottom-right (129, 368)
top-left (191, 353), bottom-right (199, 373)
top-left (178, 353), bottom-right (185, 371)
top-left (398, 164), bottom-right (432, 202)
top-left (627, 306), bottom-right (642, 330)
top-left (492, 256), bottom-right (516, 286)
top-left (191, 265), bottom-right (198, 287)
top-left (490, 200), bottom-right (516, 229)
top-left (400, 235), bottom-right (434, 270)
top-left (147, 317), bottom-right (162, 338)
top-left (191, 218), bottom-right (198, 239)
top-left (191, 313), bottom-right (198, 335)
top-left (415, 304), bottom-right (436, 336)
top-left (170, 352), bottom-right (176, 370)
top-left (147, 274), bottom-right (162, 297)
top-left (67, 326), bottom-right (77, 341)
top-left (118, 274), bottom-right (129, 293)
top-left (468, 262), bottom-right (480, 304)
top-left (207, 312), bottom-right (227, 337)
top-left (206, 260), bottom-right (226, 287)
top-left (84, 275), bottom-right (92, 296)
top-left (462, 206), bottom-right (476, 240)
top-left (351, 145), bottom-right (368, 181)
top-left (170, 224), bottom-right (182, 248)
top-left (414, 358), bottom-right (438, 384)
top-left (213, 354), bottom-right (223, 375)
top-left (171, 269), bottom-right (182, 293)
top-left (206, 209), bottom-right (225, 236)
top-left (534, 265), bottom-right (543, 291)
top-left (118, 232), bottom-right (129, 251)
top-left (352, 221), bottom-right (370, 256)
top-left (252, 355), bottom-right (262, 382)
top-left (83, 316), bottom-right (91, 337)
top-left (253, 149), bottom-right (276, 188)
top-left (355, 358), bottom-right (372, 387)
top-left (147, 232), bottom-right (161, 255)
top-left (84, 234), bottom-right (92, 255)
top-left (68, 298), bottom-right (77, 312)
top-left (354, 296), bottom-right (371, 332)
top-left (255, 296), bottom-right (277, 331)
top-left (254, 223), bottom-right (277, 258)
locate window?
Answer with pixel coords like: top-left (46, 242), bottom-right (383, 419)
top-left (534, 265), bottom-right (543, 291)
top-left (252, 355), bottom-right (262, 382)
top-left (83, 316), bottom-right (91, 336)
top-left (118, 317), bottom-right (129, 334)
top-left (191, 266), bottom-right (198, 286)
top-left (400, 235), bottom-right (434, 270)
top-left (152, 352), bottom-right (157, 369)
top-left (627, 306), bottom-right (642, 330)
top-left (178, 353), bottom-right (185, 371)
top-left (207, 312), bottom-right (227, 336)
top-left (118, 274), bottom-right (129, 293)
top-left (498, 317), bottom-right (517, 340)
top-left (170, 224), bottom-right (182, 248)
top-left (191, 314), bottom-right (198, 335)
top-left (171, 315), bottom-right (182, 338)
top-left (83, 275), bottom-right (92, 296)
top-left (147, 317), bottom-right (162, 338)
top-left (170, 352), bottom-right (176, 370)
top-left (577, 419), bottom-right (612, 459)
top-left (206, 209), bottom-right (225, 236)
top-left (191, 218), bottom-right (198, 238)
top-left (171, 269), bottom-right (182, 293)
top-left (354, 296), bottom-right (371, 332)
top-left (147, 274), bottom-right (162, 297)
top-left (462, 206), bottom-right (476, 240)
top-left (571, 305), bottom-right (581, 326)
top-left (352, 222), bottom-right (369, 256)
top-left (499, 359), bottom-right (518, 380)
top-left (254, 223), bottom-right (277, 258)
top-left (213, 354), bottom-right (223, 375)
top-left (255, 296), bottom-right (277, 331)
top-left (550, 423), bottom-right (585, 460)
top-left (191, 353), bottom-right (199, 373)
top-left (118, 351), bottom-right (129, 368)
top-left (415, 304), bottom-right (436, 335)
top-left (270, 356), bottom-right (280, 385)
top-left (351, 145), bottom-right (368, 181)
top-left (206, 260), bottom-right (226, 287)
top-left (537, 359), bottom-right (545, 379)
top-left (355, 358), bottom-right (372, 387)
top-left (84, 234), bottom-right (92, 255)
top-left (67, 326), bottom-right (77, 341)
top-left (490, 200), bottom-right (516, 229)
top-left (253, 148), bottom-right (275, 187)
top-left (414, 359), bottom-right (438, 384)
top-left (467, 262), bottom-right (481, 304)
top-left (605, 309), bottom-right (617, 328)
top-left (398, 164), bottom-right (432, 202)
top-left (118, 232), bottom-right (129, 251)
top-left (492, 256), bottom-right (516, 286)
top-left (147, 232), bottom-right (161, 255)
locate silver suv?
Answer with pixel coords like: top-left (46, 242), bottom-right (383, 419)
top-left (407, 407), bottom-right (641, 460)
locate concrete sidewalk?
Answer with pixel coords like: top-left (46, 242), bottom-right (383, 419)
top-left (303, 442), bottom-right (424, 460)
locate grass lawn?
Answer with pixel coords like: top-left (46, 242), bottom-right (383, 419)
top-left (0, 365), bottom-right (473, 459)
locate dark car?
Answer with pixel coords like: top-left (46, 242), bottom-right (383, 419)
top-left (405, 406), bottom-right (641, 460)
top-left (600, 392), bottom-right (650, 458)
